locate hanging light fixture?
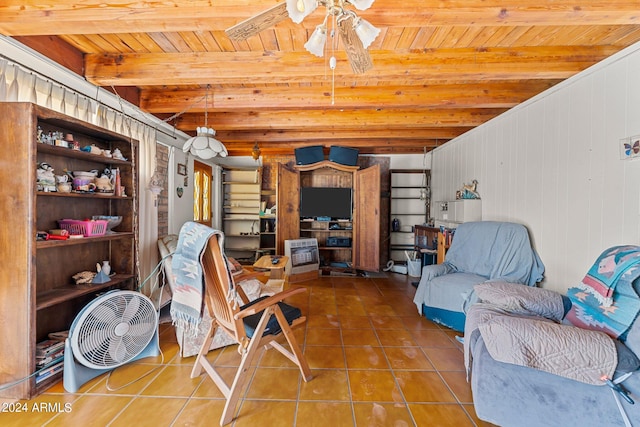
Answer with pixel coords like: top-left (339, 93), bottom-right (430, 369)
top-left (147, 150), bottom-right (165, 207)
top-left (148, 169), bottom-right (164, 207)
top-left (182, 85), bottom-right (228, 159)
top-left (251, 142), bottom-right (261, 161)
top-left (289, 0), bottom-right (380, 60)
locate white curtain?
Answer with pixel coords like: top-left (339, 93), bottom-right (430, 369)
top-left (1, 59), bottom-right (160, 296)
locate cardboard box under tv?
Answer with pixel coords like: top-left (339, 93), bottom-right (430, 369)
top-left (284, 238), bottom-right (320, 283)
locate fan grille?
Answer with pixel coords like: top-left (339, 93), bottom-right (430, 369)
top-left (71, 291), bottom-right (158, 369)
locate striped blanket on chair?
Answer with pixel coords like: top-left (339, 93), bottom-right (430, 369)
top-left (170, 222), bottom-right (221, 336)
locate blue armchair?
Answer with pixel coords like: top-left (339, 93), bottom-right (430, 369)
top-left (413, 221), bottom-right (545, 331)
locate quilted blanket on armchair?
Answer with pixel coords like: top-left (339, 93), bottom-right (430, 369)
top-left (445, 221), bottom-right (545, 286)
top-left (413, 221), bottom-right (545, 321)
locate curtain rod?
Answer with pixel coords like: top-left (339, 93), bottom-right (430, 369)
top-left (0, 39), bottom-right (182, 142)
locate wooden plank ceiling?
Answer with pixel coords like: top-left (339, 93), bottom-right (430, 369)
top-left (1, 1), bottom-right (640, 156)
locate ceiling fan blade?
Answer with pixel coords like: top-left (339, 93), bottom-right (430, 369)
top-left (337, 17), bottom-right (374, 74)
top-left (226, 2), bottom-right (290, 41)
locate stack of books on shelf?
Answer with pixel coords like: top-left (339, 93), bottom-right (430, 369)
top-left (35, 339), bottom-right (65, 384)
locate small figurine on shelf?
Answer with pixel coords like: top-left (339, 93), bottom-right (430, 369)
top-left (36, 162), bottom-right (56, 192)
top-left (112, 148), bottom-right (127, 161)
top-left (457, 179), bottom-right (480, 199)
top-left (101, 260), bottom-right (111, 276)
top-left (92, 262), bottom-right (111, 284)
top-left (80, 144), bottom-right (103, 155)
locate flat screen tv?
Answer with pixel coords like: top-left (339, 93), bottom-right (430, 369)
top-left (300, 187), bottom-right (352, 220)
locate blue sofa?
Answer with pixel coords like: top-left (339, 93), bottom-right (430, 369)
top-left (465, 252), bottom-right (640, 427)
top-left (412, 221), bottom-right (545, 331)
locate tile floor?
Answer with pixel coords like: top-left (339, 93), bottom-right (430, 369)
top-left (2, 273), bottom-right (498, 427)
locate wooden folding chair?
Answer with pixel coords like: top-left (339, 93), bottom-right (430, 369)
top-left (191, 234), bottom-right (312, 426)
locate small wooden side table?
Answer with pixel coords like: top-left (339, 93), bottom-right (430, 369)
top-left (253, 255), bottom-right (289, 294)
top-left (253, 255), bottom-right (288, 279)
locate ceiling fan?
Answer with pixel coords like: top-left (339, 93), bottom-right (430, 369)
top-left (225, 0), bottom-right (380, 74)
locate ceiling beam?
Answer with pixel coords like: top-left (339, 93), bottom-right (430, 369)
top-left (169, 108), bottom-right (507, 130)
top-left (140, 81), bottom-right (561, 112)
top-left (84, 46), bottom-right (620, 86)
top-left (223, 139), bottom-right (444, 156)
top-left (187, 127), bottom-right (472, 142)
top-left (2, 1), bottom-right (640, 35)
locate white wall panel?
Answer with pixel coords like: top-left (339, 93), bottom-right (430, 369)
top-left (431, 41), bottom-right (640, 294)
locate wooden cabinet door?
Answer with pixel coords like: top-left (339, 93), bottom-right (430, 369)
top-left (276, 163), bottom-right (300, 255)
top-left (353, 164), bottom-right (380, 271)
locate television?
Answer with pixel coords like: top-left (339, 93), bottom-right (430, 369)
top-left (300, 187), bottom-right (352, 220)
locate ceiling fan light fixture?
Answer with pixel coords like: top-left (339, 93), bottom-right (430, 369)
top-left (286, 0), bottom-right (318, 24)
top-left (304, 25), bottom-right (328, 57)
top-left (349, 0), bottom-right (375, 11)
top-left (353, 17), bottom-right (380, 49)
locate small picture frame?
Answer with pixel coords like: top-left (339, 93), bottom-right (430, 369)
top-left (620, 136), bottom-right (640, 160)
top-left (177, 163), bottom-right (187, 176)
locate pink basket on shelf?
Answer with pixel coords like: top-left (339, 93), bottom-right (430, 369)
top-left (58, 219), bottom-right (108, 237)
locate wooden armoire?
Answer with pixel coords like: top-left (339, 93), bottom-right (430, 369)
top-left (275, 161), bottom-right (380, 272)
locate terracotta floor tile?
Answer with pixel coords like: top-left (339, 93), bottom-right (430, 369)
top-left (44, 395), bottom-right (133, 426)
top-left (306, 327), bottom-right (343, 346)
top-left (370, 315), bottom-right (406, 330)
top-left (348, 370), bottom-right (403, 403)
top-left (441, 328), bottom-right (465, 350)
top-left (344, 346), bottom-right (389, 369)
top-left (86, 362), bottom-right (164, 395)
top-left (309, 295), bottom-right (337, 308)
top-left (139, 365), bottom-right (203, 397)
top-left (307, 314), bottom-right (341, 329)
top-left (336, 294), bottom-right (364, 306)
top-left (337, 304), bottom-right (368, 316)
top-left (339, 315), bottom-right (374, 329)
top-left (341, 328), bottom-right (381, 346)
top-left (395, 371), bottom-right (457, 403)
top-left (296, 401), bottom-right (354, 427)
top-left (423, 347), bottom-right (465, 372)
top-left (400, 315), bottom-right (441, 330)
top-left (303, 345), bottom-right (346, 369)
top-left (308, 304), bottom-right (338, 316)
top-left (172, 398), bottom-right (226, 426)
top-left (440, 371), bottom-right (474, 403)
top-left (298, 369), bottom-right (351, 401)
top-left (245, 367), bottom-right (300, 400)
top-left (409, 403), bottom-right (475, 427)
top-left (375, 329), bottom-right (417, 347)
top-left (384, 346), bottom-right (435, 370)
top-left (411, 329), bottom-right (458, 348)
top-left (108, 396), bottom-right (187, 427)
top-left (352, 402), bottom-right (414, 427)
top-left (232, 400), bottom-right (297, 427)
